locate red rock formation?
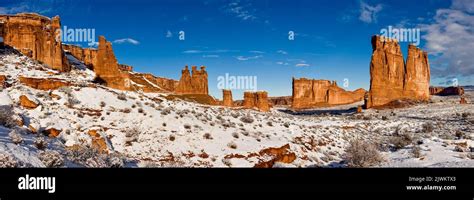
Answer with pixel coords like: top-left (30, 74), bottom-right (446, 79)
top-left (460, 97), bottom-right (467, 104)
top-left (19, 95), bottom-right (38, 109)
top-left (0, 75), bottom-right (6, 88)
top-left (0, 13), bottom-right (70, 72)
top-left (175, 66), bottom-right (209, 95)
top-left (268, 96), bottom-right (292, 107)
top-left (254, 144), bottom-right (297, 168)
top-left (44, 128), bottom-right (61, 138)
top-left (430, 86), bottom-right (464, 96)
top-left (292, 78), bottom-right (366, 109)
top-left (19, 76), bottom-right (70, 90)
top-left (366, 36), bottom-right (431, 108)
top-left (243, 91), bottom-right (271, 112)
top-left (222, 89), bottom-right (233, 107)
top-left (131, 73), bottom-right (178, 93)
top-left (118, 64), bottom-right (133, 72)
top-left (94, 36), bottom-right (131, 90)
top-left (88, 130), bottom-right (108, 153)
top-left (62, 44), bottom-right (97, 69)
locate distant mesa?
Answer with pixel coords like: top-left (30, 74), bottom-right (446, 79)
top-left (365, 35), bottom-right (431, 108)
top-left (429, 86), bottom-right (464, 96)
top-left (291, 78), bottom-right (366, 109)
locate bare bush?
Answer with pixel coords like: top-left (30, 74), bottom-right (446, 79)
top-left (124, 127), bottom-right (140, 145)
top-left (389, 133), bottom-right (413, 150)
top-left (39, 150), bottom-right (64, 168)
top-left (0, 153), bottom-right (18, 168)
top-left (422, 122), bottom-right (434, 133)
top-left (344, 140), bottom-right (383, 167)
top-left (0, 106), bottom-right (16, 128)
top-left (34, 137), bottom-right (48, 150)
top-left (117, 93), bottom-right (127, 101)
top-left (9, 129), bottom-right (23, 145)
top-left (227, 142), bottom-right (237, 149)
top-left (66, 146), bottom-right (124, 168)
top-left (411, 146), bottom-right (422, 158)
top-left (240, 115), bottom-right (254, 124)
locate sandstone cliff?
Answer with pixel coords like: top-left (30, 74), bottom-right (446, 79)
top-left (63, 44), bottom-right (97, 70)
top-left (0, 13), bottom-right (70, 72)
top-left (222, 89), bottom-right (233, 107)
top-left (292, 78), bottom-right (366, 109)
top-left (175, 66), bottom-right (209, 95)
top-left (366, 35), bottom-right (431, 108)
top-left (243, 91), bottom-right (270, 112)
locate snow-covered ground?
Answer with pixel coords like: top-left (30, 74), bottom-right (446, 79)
top-left (0, 47), bottom-right (473, 168)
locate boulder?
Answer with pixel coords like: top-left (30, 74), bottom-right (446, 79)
top-left (44, 128), bottom-right (61, 138)
top-left (19, 95), bottom-right (38, 109)
top-left (430, 86), bottom-right (464, 96)
top-left (254, 144), bottom-right (297, 168)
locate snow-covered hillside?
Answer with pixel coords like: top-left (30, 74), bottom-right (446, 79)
top-left (0, 46), bottom-right (473, 168)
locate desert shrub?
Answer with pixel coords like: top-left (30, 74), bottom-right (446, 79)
top-left (0, 106), bottom-right (16, 128)
top-left (9, 129), bottom-right (23, 145)
top-left (169, 135), bottom-right (176, 141)
top-left (227, 142), bottom-right (237, 149)
top-left (0, 153), bottom-right (18, 168)
top-left (203, 133), bottom-right (213, 140)
top-left (66, 146), bottom-right (123, 168)
top-left (382, 116), bottom-right (388, 120)
top-left (411, 146), bottom-right (422, 158)
top-left (124, 127), bottom-right (140, 145)
top-left (422, 122), bottom-right (434, 133)
top-left (232, 132), bottom-right (239, 139)
top-left (240, 115), bottom-right (254, 124)
top-left (34, 137), bottom-right (48, 150)
top-left (123, 108), bottom-right (132, 113)
top-left (183, 124), bottom-right (191, 129)
top-left (283, 122), bottom-right (290, 128)
top-left (231, 112), bottom-right (240, 118)
top-left (100, 101), bottom-right (106, 107)
top-left (344, 140), bottom-right (383, 167)
top-left (266, 121), bottom-right (273, 127)
top-left (117, 93), bottom-right (127, 101)
top-left (389, 133), bottom-right (413, 150)
top-left (160, 107), bottom-right (172, 115)
top-left (38, 150), bottom-right (64, 168)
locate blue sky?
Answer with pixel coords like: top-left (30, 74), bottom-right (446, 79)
top-left (1, 0), bottom-right (473, 99)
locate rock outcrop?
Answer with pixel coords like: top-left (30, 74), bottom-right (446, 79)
top-left (292, 78), bottom-right (366, 109)
top-left (222, 89), bottom-right (233, 107)
top-left (62, 44), bottom-right (97, 69)
top-left (243, 91), bottom-right (270, 112)
top-left (0, 13), bottom-right (70, 72)
top-left (175, 66), bottom-right (208, 95)
top-left (19, 95), bottom-right (39, 109)
top-left (94, 36), bottom-right (131, 91)
top-left (268, 96), bottom-right (292, 107)
top-left (19, 76), bottom-right (70, 90)
top-left (365, 36), bottom-right (431, 108)
top-left (254, 144), bottom-right (297, 168)
top-left (0, 75), bottom-right (6, 88)
top-left (430, 86), bottom-right (464, 96)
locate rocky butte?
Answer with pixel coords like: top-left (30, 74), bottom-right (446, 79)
top-left (292, 78), bottom-right (366, 109)
top-left (175, 66), bottom-right (209, 95)
top-left (0, 13), bottom-right (70, 72)
top-left (243, 91), bottom-right (271, 112)
top-left (365, 35), bottom-right (430, 108)
top-left (222, 89), bottom-right (234, 107)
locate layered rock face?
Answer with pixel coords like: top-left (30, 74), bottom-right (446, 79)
top-left (175, 66), bottom-right (209, 95)
top-left (19, 76), bottom-right (70, 90)
top-left (94, 36), bottom-right (131, 91)
top-left (366, 36), bottom-right (431, 108)
top-left (430, 86), bottom-right (464, 96)
top-left (62, 44), bottom-right (97, 69)
top-left (292, 78), bottom-right (366, 109)
top-left (0, 13), bottom-right (70, 72)
top-left (222, 89), bottom-right (233, 107)
top-left (243, 91), bottom-right (270, 112)
top-left (0, 75), bottom-right (6, 88)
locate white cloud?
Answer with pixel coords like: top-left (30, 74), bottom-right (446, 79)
top-left (277, 50), bottom-right (288, 55)
top-left (359, 1), bottom-right (383, 23)
top-left (222, 0), bottom-right (257, 21)
top-left (235, 55), bottom-right (262, 61)
top-left (166, 30), bottom-right (173, 38)
top-left (276, 61), bottom-right (289, 65)
top-left (295, 63), bottom-right (310, 67)
top-left (249, 50), bottom-right (265, 54)
top-left (113, 38), bottom-right (140, 45)
top-left (421, 0), bottom-right (474, 78)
